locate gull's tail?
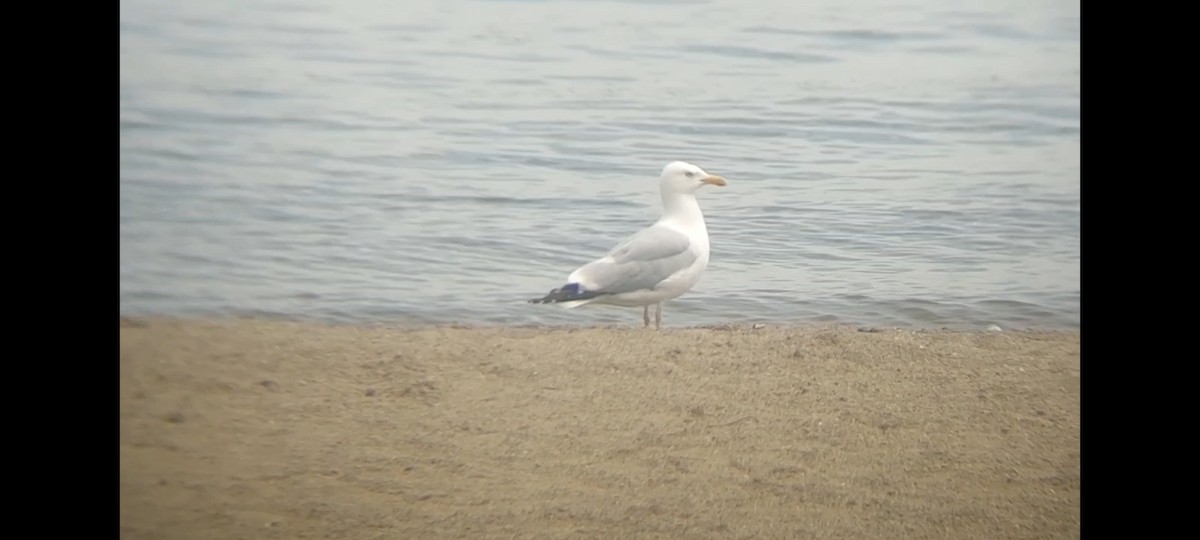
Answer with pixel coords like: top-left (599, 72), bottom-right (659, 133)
top-left (528, 283), bottom-right (606, 308)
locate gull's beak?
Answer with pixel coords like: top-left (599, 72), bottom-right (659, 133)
top-left (701, 175), bottom-right (727, 187)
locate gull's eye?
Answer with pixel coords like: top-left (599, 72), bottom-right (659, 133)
top-left (685, 171), bottom-right (695, 178)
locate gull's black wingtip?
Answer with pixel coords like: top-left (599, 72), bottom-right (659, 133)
top-left (529, 283), bottom-right (606, 304)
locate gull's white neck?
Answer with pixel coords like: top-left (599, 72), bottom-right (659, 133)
top-left (660, 191), bottom-right (707, 229)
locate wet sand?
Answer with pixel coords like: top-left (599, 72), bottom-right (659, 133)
top-left (120, 318), bottom-right (1080, 539)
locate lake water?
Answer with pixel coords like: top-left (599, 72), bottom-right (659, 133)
top-left (119, 0), bottom-right (1081, 330)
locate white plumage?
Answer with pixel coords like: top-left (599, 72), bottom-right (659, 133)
top-left (529, 161), bottom-right (726, 329)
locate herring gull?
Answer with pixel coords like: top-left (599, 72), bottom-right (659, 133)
top-left (529, 161), bottom-right (727, 329)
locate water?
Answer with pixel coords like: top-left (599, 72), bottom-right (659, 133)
top-left (119, 0), bottom-right (1080, 330)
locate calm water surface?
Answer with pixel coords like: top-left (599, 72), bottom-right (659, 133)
top-left (119, 0), bottom-right (1081, 329)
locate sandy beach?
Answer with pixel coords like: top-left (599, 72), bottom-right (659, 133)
top-left (119, 318), bottom-right (1080, 539)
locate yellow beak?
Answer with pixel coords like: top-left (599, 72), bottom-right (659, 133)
top-left (701, 175), bottom-right (727, 187)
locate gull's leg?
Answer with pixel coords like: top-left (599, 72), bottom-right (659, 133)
top-left (643, 305), bottom-right (650, 328)
top-left (655, 302), bottom-right (662, 330)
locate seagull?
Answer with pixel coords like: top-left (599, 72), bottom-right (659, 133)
top-left (529, 161), bottom-right (727, 329)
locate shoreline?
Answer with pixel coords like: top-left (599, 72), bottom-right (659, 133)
top-left (119, 314), bottom-right (1080, 334)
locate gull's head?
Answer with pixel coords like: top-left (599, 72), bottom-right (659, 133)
top-left (659, 161), bottom-right (727, 195)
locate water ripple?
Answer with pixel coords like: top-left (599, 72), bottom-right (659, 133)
top-left (120, 0), bottom-right (1079, 330)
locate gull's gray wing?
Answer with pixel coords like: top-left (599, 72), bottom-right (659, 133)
top-left (569, 225), bottom-right (697, 294)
